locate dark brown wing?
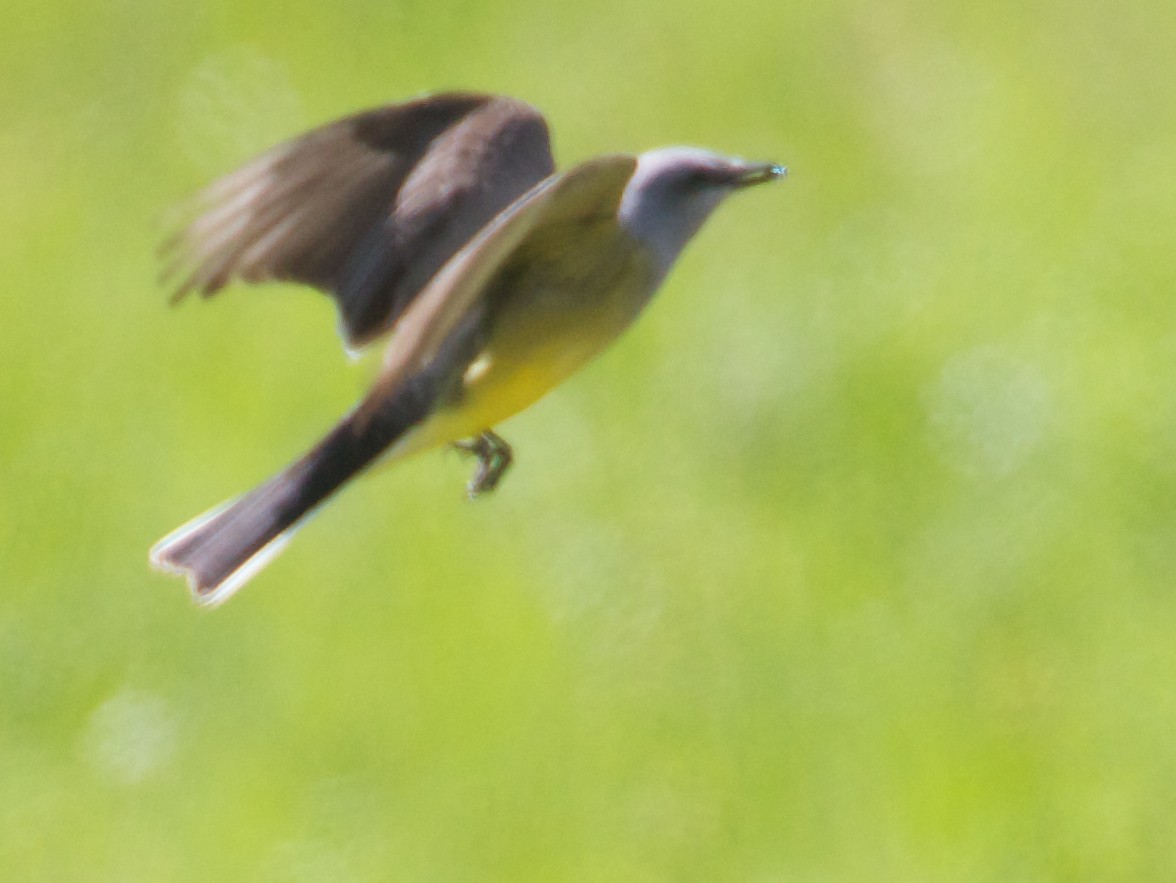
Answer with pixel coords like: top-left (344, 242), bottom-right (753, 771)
top-left (364, 155), bottom-right (639, 410)
top-left (161, 92), bottom-right (555, 348)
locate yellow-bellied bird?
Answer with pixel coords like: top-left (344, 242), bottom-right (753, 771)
top-left (151, 92), bottom-right (784, 605)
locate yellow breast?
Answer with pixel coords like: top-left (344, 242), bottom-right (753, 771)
top-left (389, 222), bottom-right (656, 460)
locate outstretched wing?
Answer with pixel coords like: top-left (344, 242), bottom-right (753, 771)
top-left (162, 92), bottom-right (555, 348)
top-left (362, 154), bottom-right (639, 419)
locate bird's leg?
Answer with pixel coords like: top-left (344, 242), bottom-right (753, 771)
top-left (451, 429), bottom-right (513, 498)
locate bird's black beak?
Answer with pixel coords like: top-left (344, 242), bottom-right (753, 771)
top-left (733, 162), bottom-right (787, 187)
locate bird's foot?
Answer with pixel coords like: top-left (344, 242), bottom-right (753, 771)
top-left (452, 429), bottom-right (513, 498)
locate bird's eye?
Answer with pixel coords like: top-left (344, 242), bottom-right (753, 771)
top-left (683, 169), bottom-right (714, 188)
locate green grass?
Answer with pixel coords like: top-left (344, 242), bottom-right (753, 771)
top-left (3, 0), bottom-right (1176, 879)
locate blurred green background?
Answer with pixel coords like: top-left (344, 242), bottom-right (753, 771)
top-left (3, 0), bottom-right (1176, 879)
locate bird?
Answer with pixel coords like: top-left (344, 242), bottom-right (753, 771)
top-left (150, 91), bottom-right (784, 606)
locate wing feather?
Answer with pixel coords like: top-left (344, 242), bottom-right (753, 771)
top-left (361, 154), bottom-right (639, 416)
top-left (162, 92), bottom-right (555, 347)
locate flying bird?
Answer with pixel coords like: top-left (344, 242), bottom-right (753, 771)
top-left (150, 91), bottom-right (784, 605)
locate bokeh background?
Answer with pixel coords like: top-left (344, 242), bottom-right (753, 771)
top-left (3, 0), bottom-right (1176, 879)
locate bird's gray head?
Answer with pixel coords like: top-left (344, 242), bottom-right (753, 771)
top-left (619, 147), bottom-right (785, 278)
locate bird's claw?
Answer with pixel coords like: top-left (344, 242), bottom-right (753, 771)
top-left (452, 430), bottom-right (513, 498)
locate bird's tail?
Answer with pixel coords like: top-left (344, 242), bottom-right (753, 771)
top-left (150, 388), bottom-right (430, 606)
